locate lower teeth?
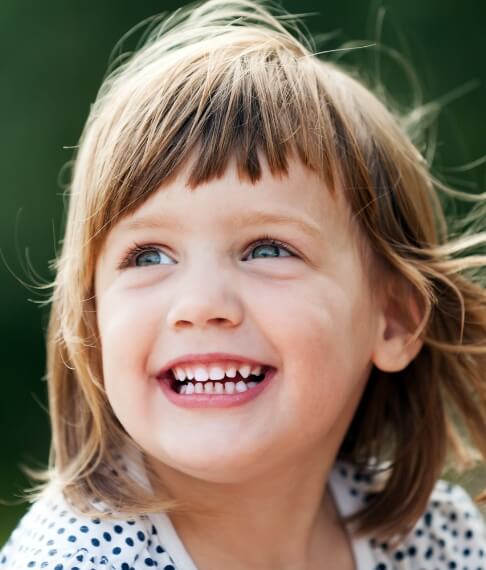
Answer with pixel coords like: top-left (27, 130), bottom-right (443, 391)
top-left (176, 379), bottom-right (260, 395)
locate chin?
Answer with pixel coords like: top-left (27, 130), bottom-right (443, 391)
top-left (151, 440), bottom-right (270, 484)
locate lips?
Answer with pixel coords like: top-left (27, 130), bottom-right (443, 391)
top-left (158, 365), bottom-right (278, 408)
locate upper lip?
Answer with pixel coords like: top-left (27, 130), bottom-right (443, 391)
top-left (157, 352), bottom-right (274, 378)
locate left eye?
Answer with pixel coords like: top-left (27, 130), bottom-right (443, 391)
top-left (244, 240), bottom-right (294, 260)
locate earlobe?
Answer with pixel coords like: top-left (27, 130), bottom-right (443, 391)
top-left (371, 296), bottom-right (424, 373)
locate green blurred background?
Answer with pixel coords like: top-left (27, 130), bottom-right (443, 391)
top-left (1, 0), bottom-right (485, 545)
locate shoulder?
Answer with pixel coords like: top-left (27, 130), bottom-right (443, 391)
top-left (331, 461), bottom-right (486, 567)
top-left (0, 485), bottom-right (179, 569)
top-left (371, 477), bottom-right (486, 567)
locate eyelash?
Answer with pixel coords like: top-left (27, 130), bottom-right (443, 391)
top-left (117, 234), bottom-right (296, 270)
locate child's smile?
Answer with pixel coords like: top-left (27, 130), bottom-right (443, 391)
top-left (94, 151), bottom-right (383, 483)
top-left (157, 353), bottom-right (277, 408)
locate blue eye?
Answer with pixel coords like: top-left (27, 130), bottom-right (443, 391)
top-left (118, 244), bottom-right (174, 269)
top-left (247, 240), bottom-right (293, 260)
top-left (134, 249), bottom-right (169, 267)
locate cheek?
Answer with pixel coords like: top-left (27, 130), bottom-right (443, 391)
top-left (252, 273), bottom-right (361, 370)
top-left (97, 289), bottom-right (161, 408)
top-left (252, 274), bottom-right (374, 434)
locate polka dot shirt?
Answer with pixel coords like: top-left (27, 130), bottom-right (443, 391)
top-left (1, 451), bottom-right (485, 569)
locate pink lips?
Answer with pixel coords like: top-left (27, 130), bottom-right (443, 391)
top-left (158, 367), bottom-right (277, 409)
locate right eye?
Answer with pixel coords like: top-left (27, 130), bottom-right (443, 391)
top-left (117, 243), bottom-right (175, 269)
top-left (135, 248), bottom-right (166, 266)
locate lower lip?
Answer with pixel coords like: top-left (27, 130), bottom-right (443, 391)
top-left (158, 368), bottom-right (277, 409)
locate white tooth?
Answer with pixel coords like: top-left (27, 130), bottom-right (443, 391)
top-left (214, 382), bottom-right (224, 394)
top-left (235, 380), bottom-right (248, 392)
top-left (185, 367), bottom-right (195, 380)
top-left (194, 367), bottom-right (209, 382)
top-left (195, 382), bottom-right (204, 393)
top-left (250, 365), bottom-right (262, 376)
top-left (247, 381), bottom-right (257, 388)
top-left (175, 367), bottom-right (186, 381)
top-left (186, 382), bottom-right (195, 394)
top-left (225, 366), bottom-right (237, 378)
top-left (204, 382), bottom-right (214, 393)
top-left (170, 368), bottom-right (180, 380)
top-left (224, 381), bottom-right (235, 394)
top-left (238, 364), bottom-right (251, 378)
top-left (180, 384), bottom-right (188, 394)
top-left (208, 365), bottom-right (225, 381)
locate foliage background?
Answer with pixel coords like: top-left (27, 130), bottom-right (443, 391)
top-left (1, 0), bottom-right (485, 543)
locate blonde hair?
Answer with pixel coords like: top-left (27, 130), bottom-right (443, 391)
top-left (24, 0), bottom-right (486, 543)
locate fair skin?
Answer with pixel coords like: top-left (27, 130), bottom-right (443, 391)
top-left (95, 152), bottom-right (422, 570)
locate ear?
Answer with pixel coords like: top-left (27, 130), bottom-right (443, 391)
top-left (371, 282), bottom-right (424, 373)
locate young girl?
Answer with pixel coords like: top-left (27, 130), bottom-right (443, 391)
top-left (1, 0), bottom-right (485, 568)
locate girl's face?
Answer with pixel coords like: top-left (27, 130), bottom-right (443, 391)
top-left (95, 154), bottom-right (383, 483)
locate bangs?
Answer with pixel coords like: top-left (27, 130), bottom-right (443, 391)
top-left (79, 33), bottom-right (349, 244)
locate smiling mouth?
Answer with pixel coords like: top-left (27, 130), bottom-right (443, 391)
top-left (167, 368), bottom-right (268, 395)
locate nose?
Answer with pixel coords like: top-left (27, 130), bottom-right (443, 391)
top-left (166, 262), bottom-right (244, 330)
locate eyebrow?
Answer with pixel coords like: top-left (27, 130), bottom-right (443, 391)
top-left (116, 210), bottom-right (323, 241)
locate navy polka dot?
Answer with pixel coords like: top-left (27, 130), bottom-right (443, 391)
top-left (0, 457), bottom-right (484, 569)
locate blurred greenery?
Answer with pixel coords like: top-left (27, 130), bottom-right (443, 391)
top-left (1, 0), bottom-right (485, 546)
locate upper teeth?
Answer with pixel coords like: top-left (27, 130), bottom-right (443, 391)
top-left (171, 363), bottom-right (263, 382)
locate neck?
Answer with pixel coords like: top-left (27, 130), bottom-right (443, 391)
top-left (146, 450), bottom-right (355, 570)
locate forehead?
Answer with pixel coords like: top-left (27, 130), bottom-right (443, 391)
top-left (103, 153), bottom-right (353, 250)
